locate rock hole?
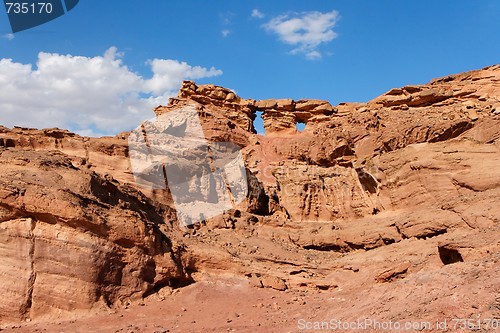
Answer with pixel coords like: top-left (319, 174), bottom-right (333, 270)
top-left (5, 139), bottom-right (15, 148)
top-left (316, 285), bottom-right (333, 291)
top-left (356, 168), bottom-right (378, 194)
top-left (303, 244), bottom-right (344, 252)
top-left (254, 111), bottom-right (265, 135)
top-left (438, 246), bottom-right (464, 265)
top-left (296, 121), bottom-right (306, 132)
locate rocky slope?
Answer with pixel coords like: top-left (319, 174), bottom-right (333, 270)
top-left (0, 65), bottom-right (499, 330)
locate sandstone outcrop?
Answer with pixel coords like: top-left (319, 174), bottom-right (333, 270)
top-left (0, 64), bottom-right (499, 327)
top-left (0, 149), bottom-right (191, 322)
top-left (157, 80), bottom-right (336, 137)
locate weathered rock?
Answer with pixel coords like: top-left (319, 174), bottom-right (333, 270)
top-left (294, 99), bottom-right (334, 113)
top-left (261, 110), bottom-right (297, 135)
top-left (260, 275), bottom-right (287, 291)
top-left (1, 64), bottom-right (500, 327)
top-left (0, 150), bottom-right (190, 322)
top-left (254, 99), bottom-right (277, 110)
top-left (375, 261), bottom-right (411, 283)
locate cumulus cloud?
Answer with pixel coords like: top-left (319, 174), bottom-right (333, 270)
top-left (264, 10), bottom-right (339, 60)
top-left (251, 9), bottom-right (264, 19)
top-left (0, 47), bottom-right (222, 136)
top-left (144, 58), bottom-right (222, 95)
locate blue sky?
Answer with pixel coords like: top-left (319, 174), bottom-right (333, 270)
top-left (1, 0), bottom-right (499, 135)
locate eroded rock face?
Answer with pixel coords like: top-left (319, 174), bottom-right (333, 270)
top-left (156, 81), bottom-right (336, 136)
top-left (0, 64), bottom-right (499, 324)
top-left (0, 150), bottom-right (190, 322)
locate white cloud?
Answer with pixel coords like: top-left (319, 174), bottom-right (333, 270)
top-left (264, 10), bottom-right (339, 60)
top-left (305, 50), bottom-right (321, 60)
top-left (251, 9), bottom-right (264, 19)
top-left (144, 58), bottom-right (222, 96)
top-left (221, 29), bottom-right (231, 38)
top-left (3, 33), bottom-right (15, 40)
top-left (0, 47), bottom-right (223, 136)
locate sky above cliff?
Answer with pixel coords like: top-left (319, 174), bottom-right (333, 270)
top-left (1, 0), bottom-right (499, 136)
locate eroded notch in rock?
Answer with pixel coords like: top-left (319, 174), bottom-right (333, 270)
top-left (438, 244), bottom-right (464, 265)
top-left (356, 168), bottom-right (378, 194)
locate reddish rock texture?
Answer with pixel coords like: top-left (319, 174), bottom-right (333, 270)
top-left (0, 65), bottom-right (499, 330)
top-left (0, 150), bottom-right (192, 323)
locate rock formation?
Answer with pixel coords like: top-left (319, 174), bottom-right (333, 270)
top-left (0, 149), bottom-right (193, 322)
top-left (0, 64), bottom-right (499, 327)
